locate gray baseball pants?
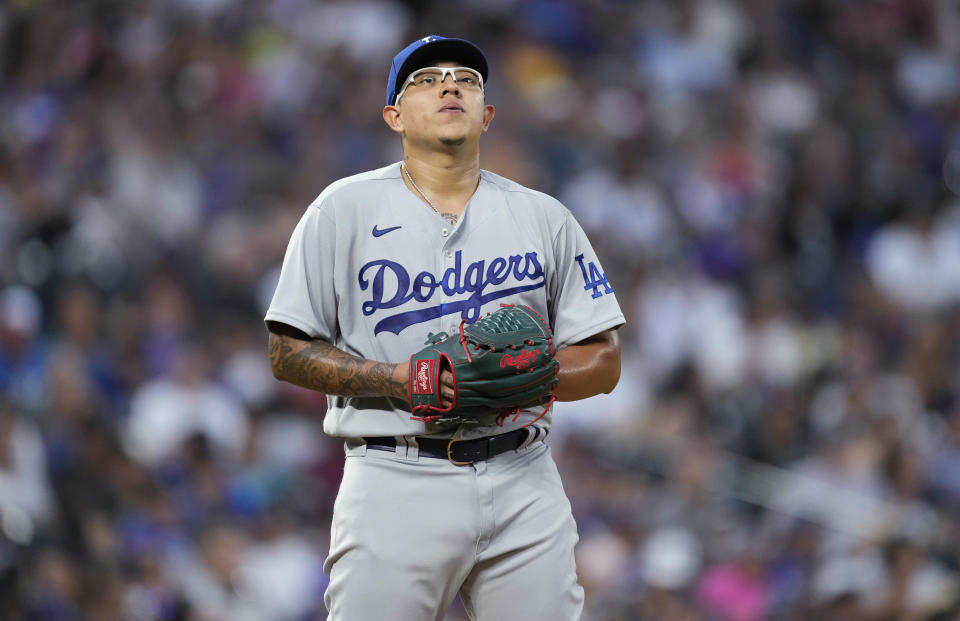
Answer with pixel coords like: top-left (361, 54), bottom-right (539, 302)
top-left (323, 439), bottom-right (584, 620)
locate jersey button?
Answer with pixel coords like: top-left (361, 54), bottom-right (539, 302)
top-left (441, 228), bottom-right (449, 237)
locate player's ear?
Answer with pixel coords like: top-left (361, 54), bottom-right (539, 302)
top-left (382, 105), bottom-right (404, 134)
top-left (481, 104), bottom-right (495, 133)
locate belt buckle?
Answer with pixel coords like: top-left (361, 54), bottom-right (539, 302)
top-left (446, 437), bottom-right (487, 466)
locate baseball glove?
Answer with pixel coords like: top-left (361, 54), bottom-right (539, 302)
top-left (408, 304), bottom-right (558, 426)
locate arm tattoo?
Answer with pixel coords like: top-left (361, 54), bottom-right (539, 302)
top-left (268, 332), bottom-right (407, 398)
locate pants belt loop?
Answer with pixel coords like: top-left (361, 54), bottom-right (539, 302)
top-left (344, 437), bottom-right (368, 457)
top-left (403, 435), bottom-right (419, 461)
top-left (520, 427), bottom-right (539, 450)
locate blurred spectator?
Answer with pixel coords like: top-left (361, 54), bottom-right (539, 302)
top-left (0, 285), bottom-right (48, 412)
top-left (695, 552), bottom-right (770, 621)
top-left (124, 345), bottom-right (248, 467)
top-left (0, 399), bottom-right (54, 540)
top-left (867, 203), bottom-right (960, 312)
top-left (174, 522), bottom-right (262, 620)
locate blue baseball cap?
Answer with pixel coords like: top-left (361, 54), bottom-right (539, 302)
top-left (385, 35), bottom-right (488, 106)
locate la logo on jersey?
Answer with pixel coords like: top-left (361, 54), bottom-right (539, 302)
top-left (576, 253), bottom-right (613, 299)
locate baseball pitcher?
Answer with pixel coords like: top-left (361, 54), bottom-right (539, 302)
top-left (265, 35), bottom-right (625, 621)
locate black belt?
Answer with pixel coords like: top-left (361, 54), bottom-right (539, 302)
top-left (364, 428), bottom-right (530, 463)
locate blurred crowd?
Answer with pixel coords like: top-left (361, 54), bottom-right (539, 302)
top-left (2, 0), bottom-right (960, 619)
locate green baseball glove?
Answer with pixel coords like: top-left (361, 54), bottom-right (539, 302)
top-left (408, 304), bottom-right (559, 425)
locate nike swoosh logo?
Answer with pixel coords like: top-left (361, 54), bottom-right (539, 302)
top-left (372, 225), bottom-right (402, 237)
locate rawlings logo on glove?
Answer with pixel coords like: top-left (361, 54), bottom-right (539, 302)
top-left (501, 350), bottom-right (539, 369)
top-left (408, 304), bottom-right (558, 427)
top-left (413, 360), bottom-right (434, 393)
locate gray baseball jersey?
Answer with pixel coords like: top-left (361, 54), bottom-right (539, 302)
top-left (265, 162), bottom-right (625, 439)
